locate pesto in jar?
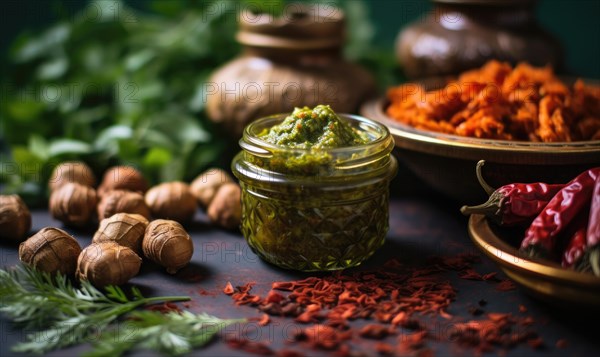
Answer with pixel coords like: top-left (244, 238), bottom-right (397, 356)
top-left (261, 105), bottom-right (368, 149)
top-left (233, 106), bottom-right (397, 271)
top-left (257, 105), bottom-right (369, 175)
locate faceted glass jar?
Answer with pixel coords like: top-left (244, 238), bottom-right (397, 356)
top-left (232, 114), bottom-right (397, 271)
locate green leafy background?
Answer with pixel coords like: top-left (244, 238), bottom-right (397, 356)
top-left (1, 0), bottom-right (598, 206)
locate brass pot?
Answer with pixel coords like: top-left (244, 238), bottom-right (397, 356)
top-left (396, 0), bottom-right (564, 79)
top-left (206, 4), bottom-right (376, 138)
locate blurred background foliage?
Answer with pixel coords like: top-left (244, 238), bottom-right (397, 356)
top-left (0, 0), bottom-right (598, 206)
top-left (1, 0), bottom-right (398, 205)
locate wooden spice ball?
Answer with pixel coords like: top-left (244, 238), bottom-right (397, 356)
top-left (97, 190), bottom-right (151, 221)
top-left (92, 213), bottom-right (148, 255)
top-left (145, 182), bottom-right (197, 223)
top-left (77, 242), bottom-right (142, 287)
top-left (19, 227), bottom-right (82, 276)
top-left (48, 161), bottom-right (96, 192)
top-left (143, 219), bottom-right (193, 274)
top-left (49, 182), bottom-right (97, 227)
top-left (207, 183), bottom-right (241, 230)
top-left (98, 165), bottom-right (148, 197)
top-left (190, 168), bottom-right (233, 209)
top-left (0, 194), bottom-right (32, 242)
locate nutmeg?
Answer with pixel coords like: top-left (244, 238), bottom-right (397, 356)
top-left (48, 161), bottom-right (96, 192)
top-left (97, 190), bottom-right (151, 220)
top-left (92, 213), bottom-right (148, 255)
top-left (207, 183), bottom-right (241, 230)
top-left (143, 219), bottom-right (193, 274)
top-left (77, 242), bottom-right (142, 287)
top-left (19, 227), bottom-right (82, 275)
top-left (0, 194), bottom-right (31, 242)
top-left (49, 182), bottom-right (97, 227)
top-left (190, 168), bottom-right (233, 208)
top-left (145, 182), bottom-right (197, 223)
top-left (98, 166), bottom-right (148, 197)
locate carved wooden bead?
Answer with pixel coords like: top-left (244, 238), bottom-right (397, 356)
top-left (92, 213), bottom-right (148, 255)
top-left (77, 242), bottom-right (141, 287)
top-left (0, 194), bottom-right (31, 242)
top-left (98, 166), bottom-right (148, 197)
top-left (49, 182), bottom-right (97, 227)
top-left (207, 183), bottom-right (241, 230)
top-left (145, 182), bottom-right (197, 223)
top-left (48, 161), bottom-right (96, 192)
top-left (19, 227), bottom-right (82, 275)
top-left (190, 168), bottom-right (233, 208)
top-left (97, 190), bottom-right (151, 221)
top-left (143, 219), bottom-right (193, 274)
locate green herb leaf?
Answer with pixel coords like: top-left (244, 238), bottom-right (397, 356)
top-left (85, 310), bottom-right (244, 357)
top-left (0, 265), bottom-right (190, 354)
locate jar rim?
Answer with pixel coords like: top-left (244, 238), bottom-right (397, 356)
top-left (240, 113), bottom-right (392, 157)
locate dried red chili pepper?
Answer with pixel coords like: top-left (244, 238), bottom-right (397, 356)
top-left (520, 167), bottom-right (600, 259)
top-left (561, 210), bottom-right (589, 268)
top-left (584, 175), bottom-right (600, 276)
top-left (461, 161), bottom-right (565, 226)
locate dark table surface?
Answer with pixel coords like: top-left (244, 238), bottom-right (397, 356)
top-left (1, 188), bottom-right (598, 357)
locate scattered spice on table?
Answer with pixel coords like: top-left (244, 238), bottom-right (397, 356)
top-left (145, 301), bottom-right (182, 314)
top-left (224, 254), bottom-right (541, 356)
top-left (495, 279), bottom-right (517, 291)
top-left (556, 338), bottom-right (569, 349)
top-left (225, 337), bottom-right (274, 355)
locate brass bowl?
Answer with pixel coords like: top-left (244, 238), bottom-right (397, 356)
top-left (360, 97), bottom-right (600, 204)
top-left (468, 214), bottom-right (600, 307)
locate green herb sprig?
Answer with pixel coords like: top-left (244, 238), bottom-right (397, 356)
top-left (85, 310), bottom-right (244, 357)
top-left (0, 266), bottom-right (241, 355)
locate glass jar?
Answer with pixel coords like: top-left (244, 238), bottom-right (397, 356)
top-left (232, 114), bottom-right (397, 271)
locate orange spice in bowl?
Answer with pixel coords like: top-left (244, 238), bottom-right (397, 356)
top-left (386, 60), bottom-right (600, 142)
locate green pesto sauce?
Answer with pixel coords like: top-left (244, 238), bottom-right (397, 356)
top-left (261, 105), bottom-right (368, 149)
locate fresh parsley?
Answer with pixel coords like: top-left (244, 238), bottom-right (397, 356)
top-left (0, 265), bottom-right (241, 355)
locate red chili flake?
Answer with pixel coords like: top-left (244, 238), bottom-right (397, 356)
top-left (459, 269), bottom-right (483, 280)
top-left (225, 255), bottom-right (543, 356)
top-left (482, 272), bottom-right (498, 281)
top-left (359, 324), bottom-right (394, 339)
top-left (528, 337), bottom-right (545, 349)
top-left (258, 313), bottom-right (270, 326)
top-left (385, 260), bottom-right (403, 270)
top-left (496, 279), bottom-right (517, 291)
top-left (265, 291), bottom-right (285, 303)
top-left (556, 339), bottom-right (569, 349)
top-left (238, 282), bottom-right (256, 293)
top-left (519, 304), bottom-right (528, 313)
top-left (295, 311), bottom-right (317, 324)
top-left (299, 325), bottom-right (350, 350)
top-left (391, 312), bottom-right (408, 327)
top-left (398, 331), bottom-right (427, 352)
top-left (197, 288), bottom-right (216, 296)
top-left (439, 309), bottom-right (453, 320)
top-left (226, 337), bottom-right (274, 355)
top-left (374, 342), bottom-right (395, 355)
top-left (223, 281), bottom-right (234, 295)
top-left (145, 302), bottom-right (181, 314)
top-left (276, 350), bottom-right (305, 357)
top-left (272, 281), bottom-right (295, 291)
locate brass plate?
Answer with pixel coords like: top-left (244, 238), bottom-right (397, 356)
top-left (468, 214), bottom-right (600, 307)
top-left (360, 97), bottom-right (600, 165)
